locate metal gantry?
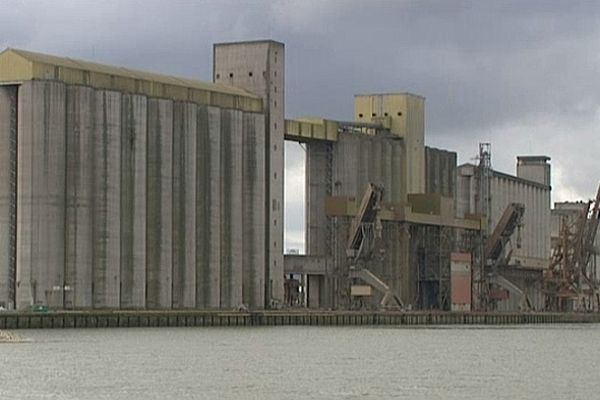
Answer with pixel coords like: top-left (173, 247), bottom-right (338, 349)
top-left (545, 183), bottom-right (600, 311)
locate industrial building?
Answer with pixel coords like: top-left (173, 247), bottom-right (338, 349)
top-left (0, 39), bottom-right (592, 313)
top-left (0, 41), bottom-right (283, 310)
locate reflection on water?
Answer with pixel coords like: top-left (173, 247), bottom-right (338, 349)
top-left (1, 325), bottom-right (599, 400)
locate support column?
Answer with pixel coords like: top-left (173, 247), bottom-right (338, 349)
top-left (172, 102), bottom-right (197, 309)
top-left (146, 98), bottom-right (173, 309)
top-left (92, 90), bottom-right (121, 309)
top-left (242, 112), bottom-right (266, 309)
top-left (65, 86), bottom-right (95, 309)
top-left (196, 106), bottom-right (221, 308)
top-left (0, 85), bottom-right (17, 310)
top-left (16, 81), bottom-right (66, 310)
top-left (120, 94), bottom-right (147, 309)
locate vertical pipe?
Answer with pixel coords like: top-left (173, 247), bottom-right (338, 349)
top-left (65, 86), bottom-right (95, 309)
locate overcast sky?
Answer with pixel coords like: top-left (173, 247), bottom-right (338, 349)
top-left (2, 0), bottom-right (600, 251)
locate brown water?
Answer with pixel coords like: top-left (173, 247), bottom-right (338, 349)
top-left (1, 325), bottom-right (599, 399)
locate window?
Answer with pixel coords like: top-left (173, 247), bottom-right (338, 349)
top-left (397, 112), bottom-right (402, 116)
top-left (358, 113), bottom-right (363, 118)
top-left (229, 72), bottom-right (234, 78)
top-left (248, 71), bottom-right (253, 77)
top-left (372, 113), bottom-right (377, 117)
top-left (384, 112), bottom-right (388, 117)
top-left (216, 73), bottom-right (220, 79)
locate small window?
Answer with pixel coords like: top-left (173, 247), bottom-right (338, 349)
top-left (358, 113), bottom-right (363, 118)
top-left (274, 100), bottom-right (277, 108)
top-left (216, 73), bottom-right (220, 79)
top-left (274, 144), bottom-right (277, 151)
top-left (274, 71), bottom-right (277, 77)
top-left (384, 112), bottom-right (388, 117)
top-left (248, 71), bottom-right (253, 77)
top-left (274, 86), bottom-right (277, 93)
top-left (229, 72), bottom-right (234, 78)
top-left (397, 111), bottom-right (402, 116)
top-left (372, 113), bottom-right (377, 117)
top-left (274, 219), bottom-right (277, 226)
top-left (274, 122), bottom-right (277, 129)
top-left (274, 172), bottom-right (277, 179)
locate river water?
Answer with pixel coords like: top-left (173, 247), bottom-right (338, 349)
top-left (1, 325), bottom-right (599, 399)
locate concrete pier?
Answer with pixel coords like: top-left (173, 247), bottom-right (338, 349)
top-left (2, 310), bottom-right (599, 330)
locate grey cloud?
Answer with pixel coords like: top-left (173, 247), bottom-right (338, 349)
top-left (2, 0), bottom-right (600, 245)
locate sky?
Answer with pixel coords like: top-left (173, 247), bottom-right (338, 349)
top-left (2, 0), bottom-right (600, 251)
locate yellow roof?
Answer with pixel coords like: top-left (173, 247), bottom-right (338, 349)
top-left (0, 48), bottom-right (262, 112)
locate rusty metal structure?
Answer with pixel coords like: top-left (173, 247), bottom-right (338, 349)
top-left (545, 184), bottom-right (600, 311)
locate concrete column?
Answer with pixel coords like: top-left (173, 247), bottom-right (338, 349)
top-left (146, 98), bottom-right (173, 309)
top-left (382, 139), bottom-right (393, 201)
top-left (305, 141), bottom-right (330, 257)
top-left (92, 90), bottom-right (121, 309)
top-left (242, 112), bottom-right (266, 309)
top-left (196, 106), bottom-right (220, 308)
top-left (65, 86), bottom-right (95, 309)
top-left (120, 94), bottom-right (147, 309)
top-left (220, 109), bottom-right (243, 308)
top-left (392, 141), bottom-right (403, 203)
top-left (172, 102), bottom-right (196, 309)
top-left (16, 81), bottom-right (66, 310)
top-left (0, 85), bottom-right (17, 309)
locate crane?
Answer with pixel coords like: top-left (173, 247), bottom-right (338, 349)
top-left (545, 183), bottom-right (600, 311)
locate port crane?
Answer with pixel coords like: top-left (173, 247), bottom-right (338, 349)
top-left (545, 184), bottom-right (600, 311)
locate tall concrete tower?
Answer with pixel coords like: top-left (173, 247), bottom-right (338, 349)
top-left (213, 40), bottom-right (285, 306)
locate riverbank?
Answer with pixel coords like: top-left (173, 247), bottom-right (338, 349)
top-left (1, 310), bottom-right (600, 329)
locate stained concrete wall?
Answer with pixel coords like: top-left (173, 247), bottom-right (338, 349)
top-left (92, 90), bottom-right (121, 309)
top-left (3, 80), bottom-right (270, 311)
top-left (425, 147), bottom-right (457, 199)
top-left (305, 141), bottom-right (331, 257)
top-left (214, 40), bottom-right (285, 306)
top-left (172, 102), bottom-right (196, 309)
top-left (332, 132), bottom-right (404, 203)
top-left (242, 113), bottom-right (266, 308)
top-left (120, 94), bottom-right (147, 309)
top-left (16, 81), bottom-right (66, 310)
top-left (457, 163), bottom-right (551, 269)
top-left (146, 99), bottom-right (173, 309)
top-left (65, 86), bottom-right (95, 309)
top-left (0, 85), bottom-right (17, 309)
top-left (196, 106), bottom-right (221, 309)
